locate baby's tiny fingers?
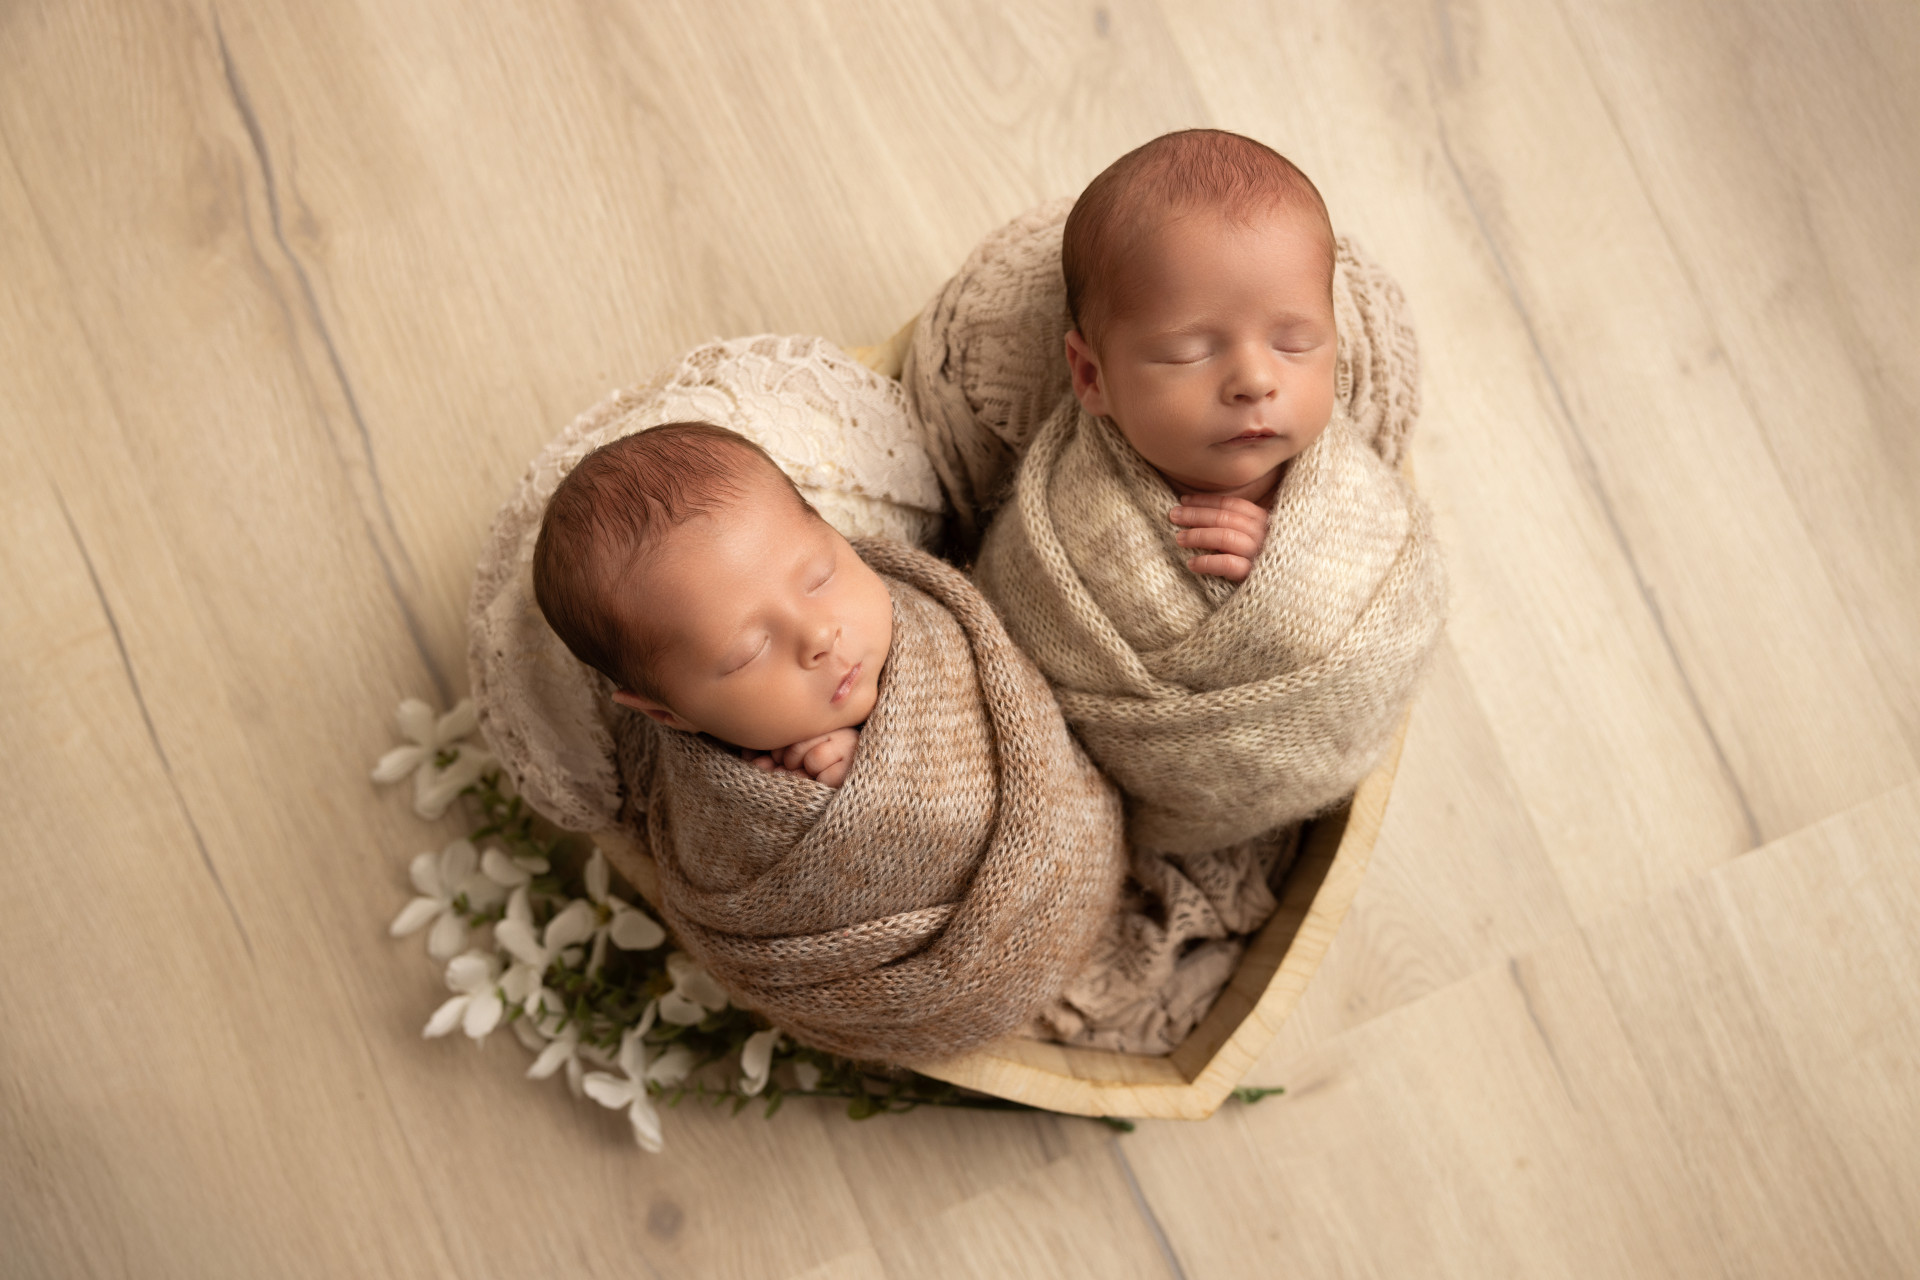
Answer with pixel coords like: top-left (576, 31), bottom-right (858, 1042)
top-left (1169, 505), bottom-right (1266, 539)
top-left (1177, 526), bottom-right (1260, 557)
top-left (1187, 553), bottom-right (1253, 583)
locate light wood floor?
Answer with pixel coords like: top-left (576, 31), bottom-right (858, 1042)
top-left (4, 2), bottom-right (1916, 1276)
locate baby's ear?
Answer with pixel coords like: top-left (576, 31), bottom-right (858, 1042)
top-left (1064, 329), bottom-right (1110, 417)
top-left (611, 689), bottom-right (696, 732)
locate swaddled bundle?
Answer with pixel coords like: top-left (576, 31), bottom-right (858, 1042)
top-left (976, 398), bottom-right (1444, 853)
top-left (617, 540), bottom-right (1126, 1065)
top-left (471, 335), bottom-right (1126, 1065)
top-left (907, 171), bottom-right (1445, 1051)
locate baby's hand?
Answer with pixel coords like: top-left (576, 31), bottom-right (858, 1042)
top-left (1169, 494), bottom-right (1270, 583)
top-left (746, 728), bottom-right (862, 788)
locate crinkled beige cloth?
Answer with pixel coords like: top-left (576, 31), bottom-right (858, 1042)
top-left (903, 199), bottom-right (1423, 549)
top-left (910, 202), bottom-right (1444, 1052)
top-left (470, 335), bottom-right (945, 835)
top-left (610, 540), bottom-right (1126, 1065)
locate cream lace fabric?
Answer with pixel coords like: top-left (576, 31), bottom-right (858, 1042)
top-left (468, 335), bottom-right (944, 834)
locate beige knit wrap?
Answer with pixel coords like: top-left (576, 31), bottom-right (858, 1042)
top-left (903, 199), bottom-right (1424, 549)
top-left (611, 539), bottom-right (1127, 1065)
top-left (975, 399), bottom-right (1446, 854)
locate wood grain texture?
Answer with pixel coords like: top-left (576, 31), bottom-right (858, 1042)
top-left (3, 0), bottom-right (1916, 1275)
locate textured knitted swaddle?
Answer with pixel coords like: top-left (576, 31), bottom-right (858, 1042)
top-left (976, 398), bottom-right (1446, 853)
top-left (614, 540), bottom-right (1126, 1065)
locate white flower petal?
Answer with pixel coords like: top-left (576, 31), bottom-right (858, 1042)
top-left (657, 991), bottom-right (706, 1026)
top-left (435, 699), bottom-right (479, 744)
top-left (390, 896), bottom-right (443, 938)
top-left (426, 910), bottom-right (469, 960)
top-left (666, 953), bottom-right (728, 1012)
top-left (500, 963), bottom-right (539, 1006)
top-left (587, 931), bottom-right (609, 978)
top-left (511, 1018), bottom-right (548, 1053)
top-left (585, 848), bottom-right (610, 905)
top-left (582, 1072), bottom-right (636, 1110)
top-left (565, 1056), bottom-right (585, 1098)
top-left (647, 1044), bottom-right (696, 1088)
top-left (406, 850), bottom-right (443, 897)
top-left (445, 951), bottom-right (496, 994)
top-left (458, 873), bottom-right (508, 911)
top-left (510, 850), bottom-right (550, 875)
top-left (373, 744), bottom-right (426, 785)
top-left (740, 1029), bottom-right (780, 1097)
top-left (794, 1062), bottom-right (822, 1092)
top-left (610, 904), bottom-right (666, 951)
top-left (528, 1037), bottom-right (575, 1080)
top-left (635, 998), bottom-right (659, 1039)
top-left (627, 1096), bottom-right (665, 1153)
top-left (423, 996), bottom-right (467, 1039)
top-left (463, 990), bottom-right (503, 1039)
top-left (413, 764), bottom-right (467, 820)
top-left (395, 698), bottom-right (436, 747)
top-left (545, 900), bottom-right (596, 952)
top-left (495, 918), bottom-right (543, 969)
top-left (617, 1027), bottom-right (649, 1080)
top-left (440, 839), bottom-right (479, 884)
top-left (482, 848), bottom-right (530, 887)
top-left (580, 1042), bottom-right (615, 1070)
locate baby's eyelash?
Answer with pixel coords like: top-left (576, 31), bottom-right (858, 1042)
top-left (724, 637), bottom-right (768, 675)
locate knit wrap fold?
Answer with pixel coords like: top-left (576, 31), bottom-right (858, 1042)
top-left (612, 540), bottom-right (1127, 1065)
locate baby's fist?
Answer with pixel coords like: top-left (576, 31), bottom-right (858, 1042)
top-left (763, 728), bottom-right (861, 788)
top-left (1169, 494), bottom-right (1270, 583)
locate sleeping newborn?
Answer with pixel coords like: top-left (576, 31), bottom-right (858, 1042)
top-left (975, 128), bottom-right (1448, 855)
top-left (535, 421), bottom-right (887, 787)
top-left (532, 421), bottom-right (1126, 1065)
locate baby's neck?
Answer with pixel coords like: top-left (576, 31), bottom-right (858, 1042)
top-left (1162, 463), bottom-right (1285, 509)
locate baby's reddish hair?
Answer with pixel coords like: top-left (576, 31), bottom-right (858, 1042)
top-left (1063, 129), bottom-right (1334, 343)
top-left (533, 421), bottom-right (808, 700)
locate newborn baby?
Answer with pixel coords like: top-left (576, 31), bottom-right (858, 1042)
top-left (1059, 131), bottom-right (1338, 583)
top-left (534, 422), bottom-right (886, 787)
top-left (532, 420), bottom-right (1126, 1065)
top-left (974, 129), bottom-right (1447, 854)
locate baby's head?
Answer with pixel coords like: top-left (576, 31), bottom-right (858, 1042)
top-left (1062, 129), bottom-right (1338, 500)
top-left (534, 422), bottom-right (894, 751)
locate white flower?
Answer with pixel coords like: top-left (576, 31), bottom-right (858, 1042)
top-left (582, 1027), bottom-right (697, 1152)
top-left (582, 848), bottom-right (666, 974)
top-left (390, 839), bottom-right (507, 959)
top-left (525, 1019), bottom-right (616, 1097)
top-left (740, 1029), bottom-right (782, 1097)
top-left (481, 846), bottom-right (551, 889)
top-left (659, 951), bottom-right (729, 1025)
top-left (372, 697), bottom-right (496, 819)
top-left (793, 1061), bottom-right (823, 1092)
top-left (495, 886), bottom-right (593, 1016)
top-left (424, 950), bottom-right (505, 1041)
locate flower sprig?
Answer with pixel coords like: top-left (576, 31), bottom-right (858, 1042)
top-left (378, 696), bottom-right (1284, 1149)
